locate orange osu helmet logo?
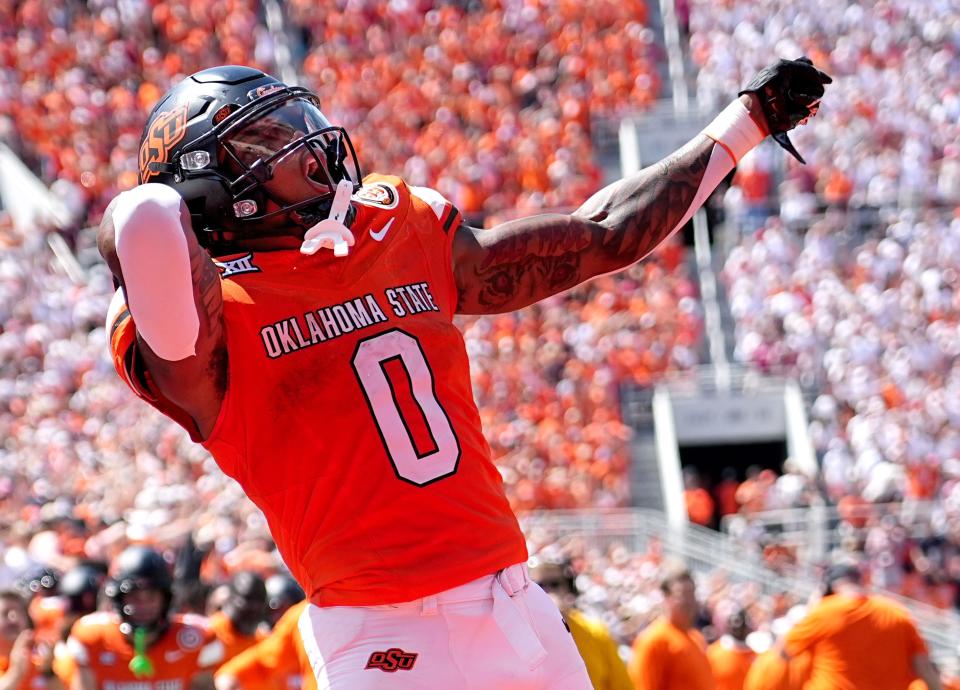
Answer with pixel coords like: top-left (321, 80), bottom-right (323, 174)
top-left (139, 104), bottom-right (189, 183)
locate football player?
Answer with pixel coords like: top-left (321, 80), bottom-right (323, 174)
top-left (207, 572), bottom-right (268, 664)
top-left (59, 546), bottom-right (224, 690)
top-left (100, 59), bottom-right (829, 689)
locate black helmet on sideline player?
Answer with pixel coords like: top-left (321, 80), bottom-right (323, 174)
top-left (265, 572), bottom-right (304, 624)
top-left (137, 65), bottom-right (362, 252)
top-left (15, 565), bottom-right (60, 600)
top-left (222, 571), bottom-right (267, 636)
top-left (104, 546), bottom-right (173, 636)
top-left (60, 564), bottom-right (104, 617)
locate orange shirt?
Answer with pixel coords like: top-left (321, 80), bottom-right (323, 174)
top-left (628, 617), bottom-right (715, 690)
top-left (743, 650), bottom-right (810, 690)
top-left (60, 612), bottom-right (223, 689)
top-left (707, 637), bottom-right (756, 690)
top-left (215, 601), bottom-right (313, 690)
top-left (685, 488), bottom-right (716, 526)
top-left (207, 611), bottom-right (267, 664)
top-left (109, 174), bottom-right (526, 607)
top-left (784, 594), bottom-right (927, 690)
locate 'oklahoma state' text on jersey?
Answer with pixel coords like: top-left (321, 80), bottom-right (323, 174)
top-left (109, 174), bottom-right (527, 606)
top-left (61, 612), bottom-right (223, 690)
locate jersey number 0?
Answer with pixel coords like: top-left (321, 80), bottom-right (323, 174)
top-left (352, 329), bottom-right (461, 486)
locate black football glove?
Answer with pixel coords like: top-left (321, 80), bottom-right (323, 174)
top-left (739, 56), bottom-right (832, 164)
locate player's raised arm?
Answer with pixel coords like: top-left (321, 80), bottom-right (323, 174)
top-left (97, 183), bottom-right (226, 437)
top-left (453, 57), bottom-right (831, 315)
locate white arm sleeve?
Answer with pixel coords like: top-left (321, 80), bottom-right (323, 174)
top-left (113, 183), bottom-right (201, 361)
top-left (665, 99), bottom-right (767, 237)
top-left (666, 145), bottom-right (736, 238)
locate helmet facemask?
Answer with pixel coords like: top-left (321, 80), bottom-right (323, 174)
top-left (206, 92), bottom-right (360, 238)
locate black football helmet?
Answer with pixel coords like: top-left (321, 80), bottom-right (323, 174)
top-left (15, 566), bottom-right (60, 599)
top-left (265, 572), bottom-right (304, 613)
top-left (104, 546), bottom-right (173, 635)
top-left (60, 565), bottom-right (104, 616)
top-left (138, 65), bottom-right (362, 251)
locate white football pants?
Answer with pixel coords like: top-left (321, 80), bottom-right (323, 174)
top-left (298, 563), bottom-right (593, 689)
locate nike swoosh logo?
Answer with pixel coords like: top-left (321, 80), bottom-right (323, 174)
top-left (369, 218), bottom-right (394, 242)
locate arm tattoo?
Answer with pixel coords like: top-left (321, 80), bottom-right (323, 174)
top-left (462, 220), bottom-right (592, 311)
top-left (457, 137), bottom-right (717, 314)
top-left (586, 137), bottom-right (714, 264)
top-left (190, 248), bottom-right (227, 389)
top-left (192, 248), bottom-right (223, 341)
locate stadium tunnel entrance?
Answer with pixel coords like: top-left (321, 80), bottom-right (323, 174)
top-left (680, 439), bottom-right (788, 487)
top-left (679, 439), bottom-right (788, 530)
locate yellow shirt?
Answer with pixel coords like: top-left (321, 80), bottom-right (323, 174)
top-left (566, 609), bottom-right (633, 690)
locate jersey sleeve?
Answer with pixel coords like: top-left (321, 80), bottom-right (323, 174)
top-left (409, 186), bottom-right (461, 233)
top-left (408, 185), bottom-right (462, 312)
top-left (106, 288), bottom-right (203, 441)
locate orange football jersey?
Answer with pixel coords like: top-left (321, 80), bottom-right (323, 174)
top-left (109, 174), bottom-right (527, 606)
top-left (215, 600), bottom-right (313, 690)
top-left (207, 611), bottom-right (267, 664)
top-left (60, 612), bottom-right (223, 689)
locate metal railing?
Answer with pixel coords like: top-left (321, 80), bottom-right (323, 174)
top-left (521, 508), bottom-right (960, 670)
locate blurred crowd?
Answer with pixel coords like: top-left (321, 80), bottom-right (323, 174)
top-left (0, 0), bottom-right (662, 227)
top-left (690, 0), bottom-right (960, 219)
top-left (721, 213), bottom-right (960, 610)
top-left (286, 0), bottom-right (659, 217)
top-left (0, 0), bottom-right (698, 623)
top-left (690, 0), bottom-right (960, 613)
top-left (0, 0), bottom-right (274, 226)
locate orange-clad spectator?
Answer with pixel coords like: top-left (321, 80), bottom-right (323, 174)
top-left (782, 564), bottom-right (943, 690)
top-left (58, 546), bottom-right (224, 690)
top-left (906, 457), bottom-right (940, 501)
top-left (715, 469), bottom-right (740, 517)
top-left (743, 650), bottom-right (810, 690)
top-left (214, 600), bottom-right (313, 690)
top-left (685, 468), bottom-right (716, 527)
top-left (208, 572), bottom-right (269, 665)
top-left (836, 494), bottom-right (870, 530)
top-left (735, 467), bottom-right (771, 514)
top-left (0, 590), bottom-right (64, 690)
top-left (707, 610), bottom-right (756, 690)
top-left (628, 565), bottom-right (715, 690)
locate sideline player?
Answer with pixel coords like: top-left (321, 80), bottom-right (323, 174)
top-left (58, 546), bottom-right (224, 690)
top-left (208, 572), bottom-right (268, 664)
top-left (214, 599), bottom-right (312, 690)
top-left (99, 58), bottom-right (829, 689)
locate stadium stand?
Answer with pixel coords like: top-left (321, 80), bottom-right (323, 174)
top-left (2, 0), bottom-right (960, 685)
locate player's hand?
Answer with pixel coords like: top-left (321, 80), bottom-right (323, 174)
top-left (739, 56), bottom-right (832, 164)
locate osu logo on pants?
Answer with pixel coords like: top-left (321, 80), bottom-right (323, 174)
top-left (365, 648), bottom-right (418, 673)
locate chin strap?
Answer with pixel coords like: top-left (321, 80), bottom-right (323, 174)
top-left (128, 627), bottom-right (155, 678)
top-left (300, 179), bottom-right (355, 257)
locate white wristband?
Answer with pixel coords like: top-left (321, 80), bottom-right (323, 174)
top-left (701, 100), bottom-right (766, 165)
